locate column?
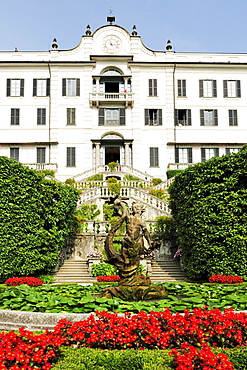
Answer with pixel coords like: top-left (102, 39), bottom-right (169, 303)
top-left (95, 142), bottom-right (100, 168)
top-left (124, 142), bottom-right (130, 166)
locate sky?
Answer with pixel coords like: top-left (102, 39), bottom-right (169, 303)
top-left (1, 0), bottom-right (247, 54)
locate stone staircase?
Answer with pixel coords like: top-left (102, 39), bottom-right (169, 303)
top-left (54, 258), bottom-right (186, 284)
top-left (150, 258), bottom-right (186, 283)
top-left (54, 260), bottom-right (96, 285)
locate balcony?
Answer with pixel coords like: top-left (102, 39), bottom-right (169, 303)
top-left (24, 163), bottom-right (57, 171)
top-left (89, 92), bottom-right (134, 107)
top-left (167, 163), bottom-right (194, 170)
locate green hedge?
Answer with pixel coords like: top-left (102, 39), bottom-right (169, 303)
top-left (166, 170), bottom-right (184, 179)
top-left (169, 146), bottom-right (247, 279)
top-left (0, 157), bottom-right (79, 280)
top-left (53, 348), bottom-right (173, 370)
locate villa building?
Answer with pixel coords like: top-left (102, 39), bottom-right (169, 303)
top-left (0, 17), bottom-right (246, 182)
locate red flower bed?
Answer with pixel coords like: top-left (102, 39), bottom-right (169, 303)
top-left (96, 275), bottom-right (120, 282)
top-left (209, 274), bottom-right (243, 284)
top-left (0, 327), bottom-right (65, 369)
top-left (1, 308), bottom-right (245, 369)
top-left (5, 277), bottom-right (43, 287)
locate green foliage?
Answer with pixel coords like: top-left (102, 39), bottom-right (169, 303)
top-left (169, 146), bottom-right (247, 279)
top-left (87, 174), bottom-right (103, 181)
top-left (153, 216), bottom-right (176, 239)
top-left (74, 204), bottom-right (100, 232)
top-left (39, 170), bottom-right (55, 177)
top-left (0, 157), bottom-right (79, 280)
top-left (166, 170), bottom-right (184, 179)
top-left (149, 189), bottom-right (167, 200)
top-left (108, 162), bottom-right (118, 171)
top-left (123, 174), bottom-right (141, 181)
top-left (52, 347), bottom-right (173, 370)
top-left (65, 178), bottom-right (76, 186)
top-left (36, 274), bottom-right (55, 284)
top-left (214, 347), bottom-right (247, 370)
top-left (151, 178), bottom-right (162, 186)
top-left (107, 177), bottom-right (122, 195)
top-left (91, 262), bottom-right (117, 277)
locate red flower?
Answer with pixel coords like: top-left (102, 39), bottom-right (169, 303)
top-left (5, 277), bottom-right (43, 287)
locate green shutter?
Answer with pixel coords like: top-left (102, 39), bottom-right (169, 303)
top-left (120, 108), bottom-right (125, 125)
top-left (145, 109), bottom-right (149, 125)
top-left (175, 147), bottom-right (179, 163)
top-left (199, 80), bottom-right (203, 97)
top-left (99, 108), bottom-right (105, 126)
top-left (20, 79), bottom-right (24, 97)
top-left (188, 148), bottom-right (192, 163)
top-left (174, 109), bottom-right (178, 125)
top-left (187, 109), bottom-right (191, 125)
top-left (46, 78), bottom-right (50, 96)
top-left (237, 80), bottom-right (241, 97)
top-left (213, 80), bottom-right (217, 97)
top-left (62, 79), bottom-right (66, 96)
top-left (7, 79), bottom-right (10, 96)
top-left (33, 79), bottom-right (37, 96)
top-left (158, 109), bottom-right (162, 125)
top-left (214, 110), bottom-right (218, 126)
top-left (201, 148), bottom-right (206, 162)
top-left (177, 80), bottom-right (181, 97)
top-left (223, 80), bottom-right (227, 97)
top-left (76, 79), bottom-right (80, 96)
top-left (200, 110), bottom-right (204, 126)
top-left (182, 80), bottom-right (186, 96)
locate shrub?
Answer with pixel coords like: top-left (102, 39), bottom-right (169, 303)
top-left (149, 189), bottom-right (166, 199)
top-left (169, 146), bottom-right (247, 280)
top-left (0, 157), bottom-right (79, 280)
top-left (74, 204), bottom-right (100, 232)
top-left (209, 274), bottom-right (243, 284)
top-left (166, 170), bottom-right (184, 179)
top-left (65, 178), bottom-right (76, 186)
top-left (5, 277), bottom-right (43, 286)
top-left (91, 262), bottom-right (117, 277)
top-left (151, 178), bottom-right (162, 186)
top-left (108, 162), bottom-right (118, 171)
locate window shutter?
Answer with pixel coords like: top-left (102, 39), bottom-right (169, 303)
top-left (42, 109), bottom-right (46, 125)
top-left (174, 109), bottom-right (178, 125)
top-left (213, 80), bottom-right (217, 97)
top-left (33, 79), bottom-right (37, 96)
top-left (229, 110), bottom-right (233, 126)
top-left (119, 108), bottom-right (125, 125)
top-left (175, 147), bottom-right (179, 163)
top-left (225, 148), bottom-right (230, 155)
top-left (214, 148), bottom-right (219, 157)
top-left (213, 110), bottom-right (218, 126)
top-left (76, 78), bottom-right (80, 96)
top-left (7, 79), bottom-right (10, 96)
top-left (148, 79), bottom-right (152, 96)
top-left (153, 79), bottom-right (157, 96)
top-left (187, 109), bottom-right (192, 125)
top-left (199, 80), bottom-right (203, 97)
top-left (201, 148), bottom-right (206, 162)
top-left (37, 108), bottom-right (41, 125)
top-left (98, 108), bottom-right (105, 126)
top-left (177, 80), bottom-right (181, 97)
top-left (188, 148), bottom-right (193, 163)
top-left (20, 79), bottom-right (24, 97)
top-left (200, 110), bottom-right (204, 125)
top-left (150, 147), bottom-right (159, 167)
top-left (223, 80), bottom-right (228, 98)
top-left (182, 80), bottom-right (186, 96)
top-left (62, 79), bottom-right (66, 96)
top-left (145, 109), bottom-right (149, 125)
top-left (46, 78), bottom-right (50, 96)
top-left (237, 80), bottom-right (241, 97)
top-left (158, 109), bottom-right (162, 125)
top-left (67, 147), bottom-right (75, 167)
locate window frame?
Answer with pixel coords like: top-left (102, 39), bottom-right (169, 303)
top-left (177, 79), bottom-right (186, 97)
top-left (144, 109), bottom-right (162, 126)
top-left (62, 78), bottom-right (80, 97)
top-left (148, 79), bottom-right (157, 96)
top-left (33, 79), bottom-right (50, 97)
top-left (149, 147), bottom-right (159, 167)
top-left (36, 147), bottom-right (46, 164)
top-left (98, 108), bottom-right (125, 126)
top-left (200, 109), bottom-right (218, 126)
top-left (37, 108), bottom-right (46, 125)
top-left (223, 80), bottom-right (241, 98)
top-left (11, 108), bottom-right (20, 125)
top-left (199, 79), bottom-right (217, 98)
top-left (201, 148), bottom-right (219, 162)
top-left (7, 79), bottom-right (24, 97)
top-left (67, 108), bottom-right (76, 125)
top-left (66, 147), bottom-right (76, 167)
top-left (10, 147), bottom-right (19, 162)
top-left (175, 147), bottom-right (192, 163)
top-left (229, 109), bottom-right (238, 126)
top-left (174, 109), bottom-right (191, 126)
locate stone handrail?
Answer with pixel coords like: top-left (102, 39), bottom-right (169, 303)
top-left (149, 177), bottom-right (175, 191)
top-left (72, 165), bottom-right (155, 182)
top-left (75, 180), bottom-right (153, 190)
top-left (78, 186), bottom-right (171, 215)
top-left (77, 219), bottom-right (157, 234)
top-left (24, 163), bottom-right (57, 171)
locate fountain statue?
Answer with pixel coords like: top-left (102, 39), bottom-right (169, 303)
top-left (101, 196), bottom-right (167, 300)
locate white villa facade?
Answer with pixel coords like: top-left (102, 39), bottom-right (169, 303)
top-left (0, 19), bottom-right (246, 182)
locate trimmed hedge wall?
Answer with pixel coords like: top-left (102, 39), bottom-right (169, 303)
top-left (0, 157), bottom-right (79, 280)
top-left (169, 146), bottom-right (247, 280)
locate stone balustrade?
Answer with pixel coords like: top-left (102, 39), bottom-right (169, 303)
top-left (79, 219), bottom-right (157, 234)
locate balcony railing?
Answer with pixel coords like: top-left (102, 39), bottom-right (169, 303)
top-left (89, 92), bottom-right (134, 107)
top-left (168, 163), bottom-right (194, 170)
top-left (24, 163), bottom-right (57, 171)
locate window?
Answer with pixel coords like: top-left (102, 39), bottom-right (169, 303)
top-left (150, 147), bottom-right (159, 167)
top-left (62, 78), bottom-right (80, 96)
top-left (67, 108), bottom-right (76, 125)
top-left (200, 110), bottom-right (218, 126)
top-left (67, 147), bottom-right (76, 167)
top-left (201, 148), bottom-right (219, 162)
top-left (174, 109), bottom-right (191, 126)
top-left (33, 79), bottom-right (50, 96)
top-left (225, 148), bottom-right (241, 155)
top-left (148, 79), bottom-right (157, 96)
top-left (229, 110), bottom-right (238, 126)
top-left (37, 108), bottom-right (46, 125)
top-left (199, 80), bottom-right (217, 98)
top-left (10, 147), bottom-right (19, 161)
top-left (7, 79), bottom-right (24, 97)
top-left (175, 147), bottom-right (192, 163)
top-left (37, 147), bottom-right (46, 163)
top-left (177, 80), bottom-right (186, 97)
top-left (223, 80), bottom-right (241, 98)
top-left (144, 109), bottom-right (162, 125)
top-left (99, 108), bottom-right (125, 126)
top-left (11, 108), bottom-right (20, 125)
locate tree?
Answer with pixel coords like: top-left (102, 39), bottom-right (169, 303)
top-left (169, 146), bottom-right (247, 280)
top-left (0, 157), bottom-right (79, 279)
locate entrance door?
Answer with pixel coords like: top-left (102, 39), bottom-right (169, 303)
top-left (105, 146), bottom-right (120, 164)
